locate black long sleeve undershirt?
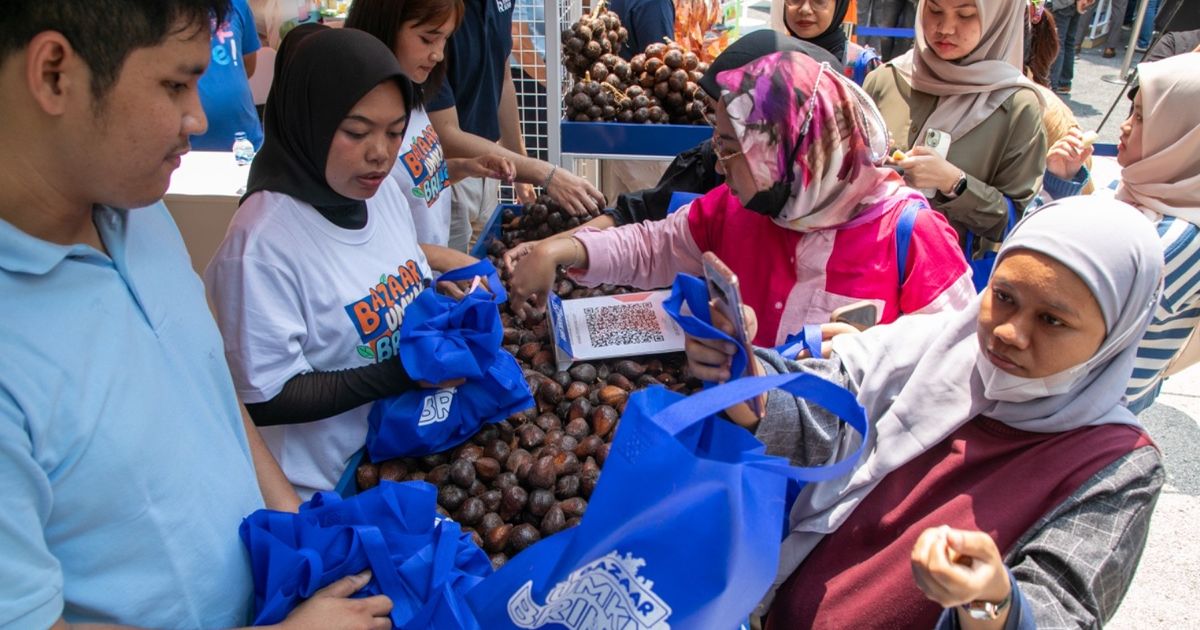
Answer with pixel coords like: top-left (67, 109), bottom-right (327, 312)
top-left (245, 359), bottom-right (417, 427)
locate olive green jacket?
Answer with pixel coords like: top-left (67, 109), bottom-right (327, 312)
top-left (864, 64), bottom-right (1047, 254)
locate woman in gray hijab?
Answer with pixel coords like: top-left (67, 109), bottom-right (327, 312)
top-left (685, 196), bottom-right (1165, 628)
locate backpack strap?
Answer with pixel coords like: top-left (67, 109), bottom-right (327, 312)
top-left (852, 47), bottom-right (881, 85)
top-left (895, 200), bottom-right (922, 286)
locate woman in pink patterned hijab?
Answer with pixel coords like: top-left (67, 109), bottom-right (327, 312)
top-left (714, 50), bottom-right (898, 231)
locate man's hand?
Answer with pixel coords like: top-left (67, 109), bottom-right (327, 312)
top-left (1045, 127), bottom-right (1094, 182)
top-left (1076, 0), bottom-right (1096, 13)
top-left (911, 527), bottom-right (1011, 613)
top-left (544, 167), bottom-right (605, 217)
top-left (900, 147), bottom-right (964, 195)
top-left (279, 571), bottom-right (393, 630)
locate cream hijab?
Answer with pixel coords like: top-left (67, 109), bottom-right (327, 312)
top-left (1117, 53), bottom-right (1200, 223)
top-left (892, 0), bottom-right (1041, 141)
top-left (767, 196), bottom-right (1164, 604)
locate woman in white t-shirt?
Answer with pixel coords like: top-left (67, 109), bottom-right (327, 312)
top-left (346, 0), bottom-right (515, 247)
top-left (206, 25), bottom-right (470, 497)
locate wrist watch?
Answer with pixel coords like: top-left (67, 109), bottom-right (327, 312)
top-left (945, 171), bottom-right (968, 199)
top-left (961, 590), bottom-right (1012, 620)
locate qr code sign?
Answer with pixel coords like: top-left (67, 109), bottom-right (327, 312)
top-left (583, 302), bottom-right (665, 348)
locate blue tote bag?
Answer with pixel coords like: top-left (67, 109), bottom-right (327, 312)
top-left (466, 371), bottom-right (869, 629)
top-left (240, 480), bottom-right (492, 628)
top-left (367, 261), bottom-right (534, 460)
top-left (965, 197), bottom-right (1018, 292)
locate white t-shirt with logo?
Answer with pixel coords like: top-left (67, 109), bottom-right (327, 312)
top-left (392, 106), bottom-right (453, 246)
top-left (205, 180), bottom-right (432, 497)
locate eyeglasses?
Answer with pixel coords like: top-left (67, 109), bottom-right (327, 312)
top-left (711, 133), bottom-right (743, 163)
top-left (784, 0), bottom-right (833, 9)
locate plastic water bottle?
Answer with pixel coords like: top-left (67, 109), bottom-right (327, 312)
top-left (232, 131), bottom-right (255, 166)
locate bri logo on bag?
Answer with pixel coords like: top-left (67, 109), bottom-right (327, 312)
top-left (418, 387), bottom-right (457, 427)
top-left (506, 551), bottom-right (672, 630)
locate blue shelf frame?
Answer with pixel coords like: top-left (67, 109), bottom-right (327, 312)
top-left (560, 121), bottom-right (711, 159)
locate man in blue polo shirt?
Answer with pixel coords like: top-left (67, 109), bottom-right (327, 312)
top-left (0, 1), bottom-right (390, 627)
top-left (428, 0), bottom-right (606, 251)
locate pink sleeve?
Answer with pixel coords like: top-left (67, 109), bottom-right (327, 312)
top-left (571, 207), bottom-right (705, 289)
top-left (900, 210), bottom-right (973, 314)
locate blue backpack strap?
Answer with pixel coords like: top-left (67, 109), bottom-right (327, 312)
top-left (852, 47), bottom-right (880, 85)
top-left (895, 201), bottom-right (921, 287)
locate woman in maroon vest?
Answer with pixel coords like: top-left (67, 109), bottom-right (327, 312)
top-left (685, 195), bottom-right (1165, 628)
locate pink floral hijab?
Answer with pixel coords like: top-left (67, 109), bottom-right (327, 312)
top-left (716, 51), bottom-right (901, 232)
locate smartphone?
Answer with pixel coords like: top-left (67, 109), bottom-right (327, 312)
top-left (830, 300), bottom-right (879, 331)
top-left (919, 128), bottom-right (953, 197)
top-left (701, 252), bottom-right (764, 417)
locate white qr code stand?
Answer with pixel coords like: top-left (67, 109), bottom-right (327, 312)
top-left (546, 290), bottom-right (687, 371)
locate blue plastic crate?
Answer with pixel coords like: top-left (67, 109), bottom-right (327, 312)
top-left (470, 203), bottom-right (525, 259)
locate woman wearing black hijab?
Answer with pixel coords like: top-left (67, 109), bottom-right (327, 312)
top-left (781, 0), bottom-right (882, 81)
top-left (205, 25), bottom-right (464, 498)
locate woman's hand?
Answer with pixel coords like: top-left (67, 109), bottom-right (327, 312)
top-left (900, 147), bottom-right (964, 196)
top-left (911, 526), bottom-right (1011, 612)
top-left (544, 167), bottom-right (606, 217)
top-left (279, 571), bottom-right (393, 630)
top-left (1045, 127), bottom-right (1094, 182)
top-left (684, 303), bottom-right (760, 383)
top-left (507, 238), bottom-right (582, 320)
top-left (449, 154), bottom-right (515, 183)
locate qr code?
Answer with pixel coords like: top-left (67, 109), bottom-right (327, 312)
top-left (583, 302), bottom-right (665, 347)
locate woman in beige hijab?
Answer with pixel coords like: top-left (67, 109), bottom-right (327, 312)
top-left (864, 0), bottom-right (1046, 260)
top-left (1042, 52), bottom-right (1200, 413)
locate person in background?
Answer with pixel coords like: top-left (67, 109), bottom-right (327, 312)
top-left (781, 0), bottom-right (881, 81)
top-left (1047, 0), bottom-right (1095, 95)
top-left (510, 0), bottom-right (548, 162)
top-left (1145, 27), bottom-right (1200, 61)
top-left (1040, 53), bottom-right (1200, 412)
top-left (429, 0), bottom-right (605, 252)
top-left (858, 0), bottom-right (917, 59)
top-left (1134, 0), bottom-right (1161, 51)
top-left (508, 51), bottom-right (973, 345)
top-left (206, 26), bottom-right (470, 500)
top-left (866, 0), bottom-right (1047, 258)
top-left (346, 0), bottom-right (516, 248)
top-left (1024, 0), bottom-right (1058, 86)
top-left (193, 0), bottom-right (264, 150)
top-left (686, 197), bottom-right (1164, 629)
top-left (1099, 0), bottom-right (1130, 58)
top-left (0, 1), bottom-right (388, 628)
top-left (611, 0), bottom-right (675, 60)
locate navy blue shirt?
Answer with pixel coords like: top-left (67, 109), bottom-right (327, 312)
top-left (428, 0), bottom-right (515, 141)
top-left (610, 0), bottom-right (675, 60)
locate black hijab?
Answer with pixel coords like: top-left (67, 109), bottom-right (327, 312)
top-left (783, 0), bottom-right (853, 65)
top-left (244, 24), bottom-right (414, 229)
top-left (698, 29), bottom-right (841, 99)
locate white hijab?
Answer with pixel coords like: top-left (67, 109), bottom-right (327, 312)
top-left (1117, 52), bottom-right (1200, 223)
top-left (892, 0), bottom-right (1042, 141)
top-left (769, 196), bottom-right (1164, 601)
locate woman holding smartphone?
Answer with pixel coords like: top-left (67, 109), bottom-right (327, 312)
top-left (509, 52), bottom-right (973, 347)
top-left (864, 0), bottom-right (1046, 257)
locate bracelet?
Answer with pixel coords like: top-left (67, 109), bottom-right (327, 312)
top-left (568, 238), bottom-right (585, 268)
top-left (541, 165), bottom-right (558, 191)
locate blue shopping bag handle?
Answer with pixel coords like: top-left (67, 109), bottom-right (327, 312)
top-left (777, 325), bottom-right (823, 361)
top-left (662, 273), bottom-right (750, 383)
top-left (402, 521), bottom-right (461, 627)
top-left (653, 371), bottom-right (869, 483)
top-left (436, 259), bottom-right (507, 304)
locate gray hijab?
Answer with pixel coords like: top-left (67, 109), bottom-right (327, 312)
top-left (768, 196), bottom-right (1164, 602)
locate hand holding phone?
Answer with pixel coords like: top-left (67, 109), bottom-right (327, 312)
top-left (701, 252), bottom-right (765, 418)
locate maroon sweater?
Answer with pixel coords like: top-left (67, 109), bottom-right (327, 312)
top-left (767, 417), bottom-right (1153, 630)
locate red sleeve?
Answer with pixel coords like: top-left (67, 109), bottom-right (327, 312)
top-left (899, 209), bottom-right (970, 313)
